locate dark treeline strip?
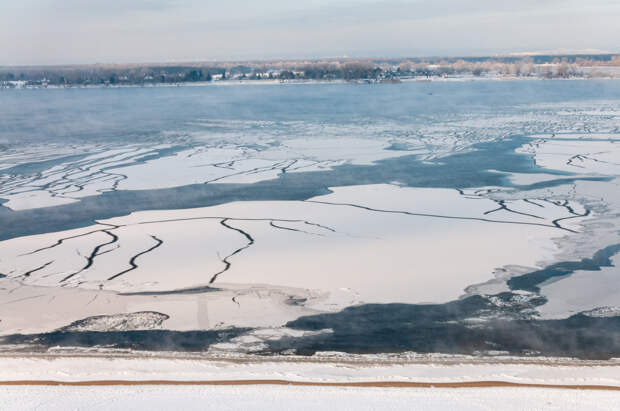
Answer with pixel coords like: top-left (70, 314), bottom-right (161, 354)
top-left (1, 54), bottom-right (618, 86)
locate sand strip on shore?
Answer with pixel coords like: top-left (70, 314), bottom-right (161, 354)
top-left (1, 380), bottom-right (620, 390)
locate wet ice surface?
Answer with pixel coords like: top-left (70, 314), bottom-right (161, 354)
top-left (0, 80), bottom-right (619, 358)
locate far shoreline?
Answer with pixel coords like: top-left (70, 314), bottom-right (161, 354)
top-left (2, 75), bottom-right (619, 91)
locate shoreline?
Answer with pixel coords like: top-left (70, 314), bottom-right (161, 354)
top-left (1, 379), bottom-right (620, 390)
top-left (1, 76), bottom-right (618, 91)
top-left (2, 353), bottom-right (620, 389)
top-left (2, 350), bottom-right (620, 367)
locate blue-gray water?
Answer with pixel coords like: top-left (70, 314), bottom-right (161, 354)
top-left (1, 80), bottom-right (618, 240)
top-left (1, 80), bottom-right (617, 145)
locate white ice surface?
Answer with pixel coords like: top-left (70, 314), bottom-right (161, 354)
top-left (501, 172), bottom-right (577, 186)
top-left (537, 254), bottom-right (620, 319)
top-left (0, 278), bottom-right (320, 336)
top-left (0, 183), bottom-right (590, 335)
top-left (518, 139), bottom-right (620, 175)
top-left (0, 185), bottom-right (585, 309)
top-left (0, 138), bottom-right (418, 210)
top-left (528, 133), bottom-right (620, 141)
top-left (506, 132), bottom-right (620, 320)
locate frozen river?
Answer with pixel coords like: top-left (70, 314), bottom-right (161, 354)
top-left (0, 80), bottom-right (619, 358)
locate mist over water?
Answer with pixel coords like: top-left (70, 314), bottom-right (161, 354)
top-left (1, 80), bottom-right (617, 146)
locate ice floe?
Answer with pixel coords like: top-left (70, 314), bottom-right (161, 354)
top-left (0, 183), bottom-right (590, 337)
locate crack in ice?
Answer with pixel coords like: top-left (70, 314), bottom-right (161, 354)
top-left (107, 235), bottom-right (164, 281)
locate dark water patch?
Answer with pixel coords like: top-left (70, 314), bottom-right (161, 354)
top-left (274, 298), bottom-right (620, 360)
top-left (1, 153), bottom-right (90, 176)
top-left (507, 243), bottom-right (620, 292)
top-left (0, 328), bottom-right (250, 352)
top-left (385, 142), bottom-right (412, 151)
top-left (267, 245), bottom-right (620, 359)
top-left (127, 145), bottom-right (186, 164)
top-left (119, 285), bottom-right (220, 296)
top-left (0, 136), bottom-right (601, 242)
top-left (285, 297), bottom-right (308, 306)
top-left (512, 176), bottom-right (610, 192)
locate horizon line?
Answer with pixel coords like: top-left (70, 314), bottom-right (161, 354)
top-left (2, 51), bottom-right (619, 69)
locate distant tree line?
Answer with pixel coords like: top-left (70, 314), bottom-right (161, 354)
top-left (0, 66), bottom-right (228, 85)
top-left (1, 54), bottom-right (618, 87)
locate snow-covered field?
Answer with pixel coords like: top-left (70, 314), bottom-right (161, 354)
top-left (2, 355), bottom-right (620, 410)
top-left (1, 384), bottom-right (619, 411)
top-left (1, 355), bottom-right (620, 386)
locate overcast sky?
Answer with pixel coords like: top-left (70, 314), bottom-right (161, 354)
top-left (1, 0), bottom-right (619, 65)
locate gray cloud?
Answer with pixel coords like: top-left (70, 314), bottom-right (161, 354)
top-left (1, 0), bottom-right (618, 64)
top-left (43, 0), bottom-right (191, 14)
